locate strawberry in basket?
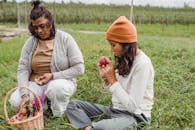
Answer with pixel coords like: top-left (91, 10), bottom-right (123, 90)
top-left (10, 113), bottom-right (23, 122)
top-left (10, 99), bottom-right (38, 122)
top-left (4, 87), bottom-right (44, 130)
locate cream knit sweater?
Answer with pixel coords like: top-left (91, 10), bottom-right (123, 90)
top-left (107, 51), bottom-right (154, 118)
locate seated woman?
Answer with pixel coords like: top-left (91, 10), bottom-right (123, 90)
top-left (9, 0), bottom-right (84, 117)
top-left (66, 16), bottom-right (155, 130)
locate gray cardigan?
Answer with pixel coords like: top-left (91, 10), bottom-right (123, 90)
top-left (18, 30), bottom-right (84, 94)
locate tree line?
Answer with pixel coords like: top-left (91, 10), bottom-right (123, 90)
top-left (0, 2), bottom-right (195, 25)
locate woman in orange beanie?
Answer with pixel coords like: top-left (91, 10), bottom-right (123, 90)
top-left (66, 16), bottom-right (155, 130)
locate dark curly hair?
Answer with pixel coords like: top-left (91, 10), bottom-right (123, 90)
top-left (28, 0), bottom-right (56, 39)
top-left (115, 42), bottom-right (137, 77)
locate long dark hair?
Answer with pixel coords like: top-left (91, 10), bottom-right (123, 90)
top-left (115, 43), bottom-right (137, 77)
top-left (28, 0), bottom-right (56, 38)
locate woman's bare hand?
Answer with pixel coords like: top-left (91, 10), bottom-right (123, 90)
top-left (35, 73), bottom-right (53, 85)
top-left (98, 59), bottom-right (117, 85)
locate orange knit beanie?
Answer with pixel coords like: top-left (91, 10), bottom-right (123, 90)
top-left (106, 16), bottom-right (137, 43)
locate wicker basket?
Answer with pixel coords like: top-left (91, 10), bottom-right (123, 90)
top-left (4, 87), bottom-right (44, 130)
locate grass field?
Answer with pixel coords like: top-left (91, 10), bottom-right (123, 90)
top-left (0, 23), bottom-right (195, 130)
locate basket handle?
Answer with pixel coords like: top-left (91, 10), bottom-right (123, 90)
top-left (4, 86), bottom-right (43, 124)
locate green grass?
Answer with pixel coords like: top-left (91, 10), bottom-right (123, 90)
top-left (59, 23), bottom-right (195, 38)
top-left (0, 24), bottom-right (195, 129)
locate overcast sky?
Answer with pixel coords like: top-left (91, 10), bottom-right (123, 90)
top-left (11, 0), bottom-right (195, 8)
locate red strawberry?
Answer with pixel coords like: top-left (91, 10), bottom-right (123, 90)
top-left (20, 107), bottom-right (28, 116)
top-left (11, 115), bottom-right (17, 122)
top-left (16, 113), bottom-right (23, 120)
top-left (33, 112), bottom-right (38, 117)
top-left (99, 56), bottom-right (108, 67)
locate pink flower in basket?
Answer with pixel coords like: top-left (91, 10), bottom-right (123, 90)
top-left (10, 97), bottom-right (43, 122)
top-left (4, 87), bottom-right (44, 130)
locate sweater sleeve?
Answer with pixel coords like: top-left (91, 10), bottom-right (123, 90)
top-left (17, 38), bottom-right (34, 95)
top-left (52, 33), bottom-right (84, 79)
top-left (109, 63), bottom-right (151, 113)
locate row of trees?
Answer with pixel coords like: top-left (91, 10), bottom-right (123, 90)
top-left (0, 2), bottom-right (195, 27)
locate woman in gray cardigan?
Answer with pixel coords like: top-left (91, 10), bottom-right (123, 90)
top-left (9, 0), bottom-right (84, 117)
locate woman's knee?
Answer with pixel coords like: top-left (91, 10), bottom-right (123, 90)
top-left (9, 84), bottom-right (43, 108)
top-left (46, 79), bottom-right (76, 100)
top-left (67, 100), bottom-right (81, 109)
top-left (28, 81), bottom-right (44, 97)
top-left (9, 89), bottom-right (22, 107)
